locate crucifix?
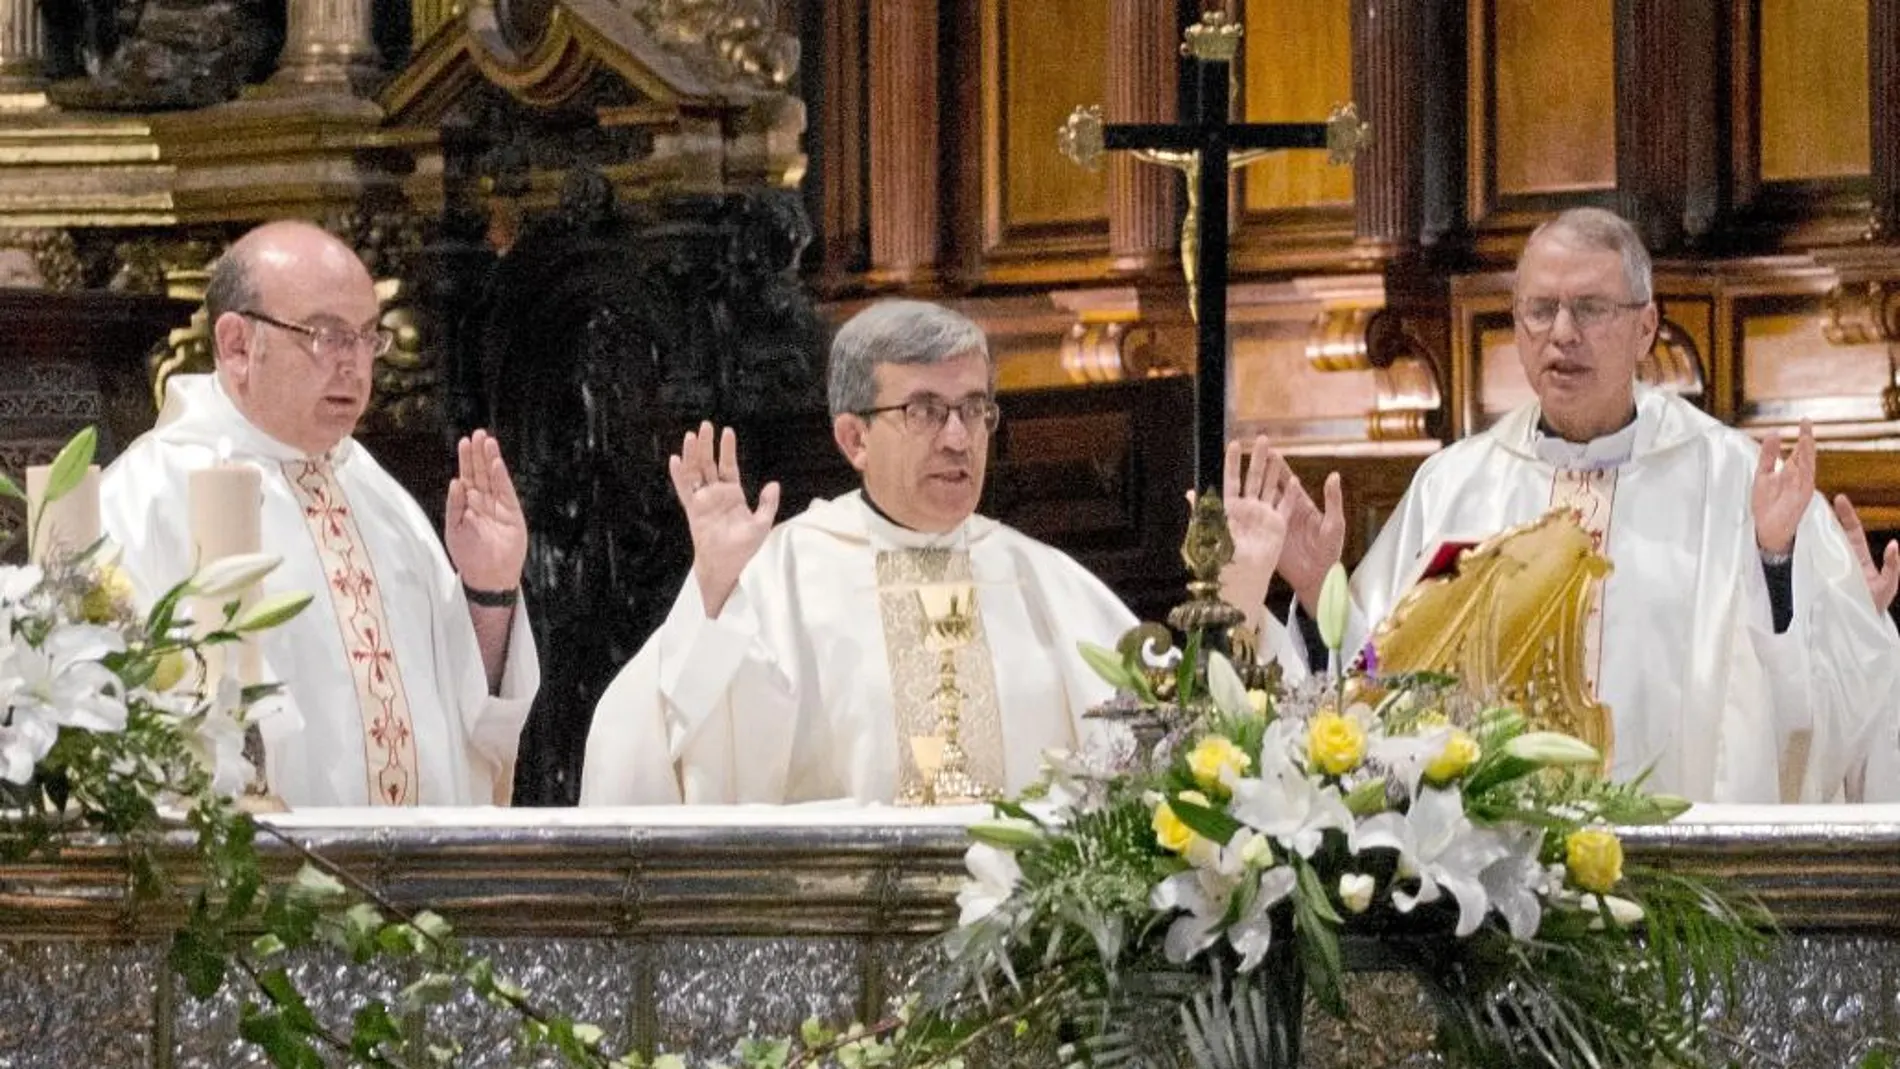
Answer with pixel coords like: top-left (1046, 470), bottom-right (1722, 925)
top-left (1060, 10), bottom-right (1369, 492)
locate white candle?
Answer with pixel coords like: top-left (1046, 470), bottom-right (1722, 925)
top-left (189, 465), bottom-right (265, 687)
top-left (24, 464), bottom-right (101, 565)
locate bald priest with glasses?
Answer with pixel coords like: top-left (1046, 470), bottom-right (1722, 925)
top-left (1257, 208), bottom-right (1900, 805)
top-left (101, 221), bottom-right (541, 808)
top-left (582, 300), bottom-right (1309, 805)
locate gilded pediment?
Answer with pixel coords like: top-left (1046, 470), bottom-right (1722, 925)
top-left (382, 0), bottom-right (799, 124)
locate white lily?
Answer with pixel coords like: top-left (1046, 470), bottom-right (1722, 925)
top-left (1479, 823), bottom-right (1547, 940)
top-left (183, 675), bottom-right (252, 798)
top-left (1228, 721), bottom-right (1355, 859)
top-left (1367, 723), bottom-right (1456, 801)
top-left (955, 842), bottom-right (1022, 926)
top-left (1151, 830), bottom-right (1296, 970)
top-left (9, 623), bottom-right (127, 735)
top-left (1354, 785), bottom-right (1509, 936)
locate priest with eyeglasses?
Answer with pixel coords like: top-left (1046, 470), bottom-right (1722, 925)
top-left (583, 299), bottom-right (1308, 805)
top-left (1255, 207), bottom-right (1900, 804)
top-left (101, 221), bottom-right (541, 808)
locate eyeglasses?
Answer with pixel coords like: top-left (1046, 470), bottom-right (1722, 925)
top-left (238, 310), bottom-right (395, 361)
top-left (1514, 296), bottom-right (1649, 333)
top-left (857, 396), bottom-right (1002, 436)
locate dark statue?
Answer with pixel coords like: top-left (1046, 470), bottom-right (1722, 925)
top-left (41, 0), bottom-right (282, 110)
top-left (442, 168), bottom-right (828, 806)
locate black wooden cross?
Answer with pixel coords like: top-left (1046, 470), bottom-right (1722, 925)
top-left (1061, 12), bottom-right (1366, 492)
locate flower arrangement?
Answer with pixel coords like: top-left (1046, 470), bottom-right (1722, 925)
top-left (927, 565), bottom-right (1772, 1069)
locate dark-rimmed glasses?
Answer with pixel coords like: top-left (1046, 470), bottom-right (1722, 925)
top-left (857, 396), bottom-right (1002, 436)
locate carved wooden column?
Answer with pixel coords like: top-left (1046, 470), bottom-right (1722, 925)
top-left (263, 0), bottom-right (382, 96)
top-left (867, 0), bottom-right (940, 283)
top-left (0, 0), bottom-right (42, 91)
top-left (1872, 0), bottom-right (1900, 240)
top-left (1614, 0), bottom-right (1721, 252)
top-left (1350, 0), bottom-right (1420, 254)
top-left (1106, 0), bottom-right (1180, 271)
top-left (1350, 0), bottom-right (1464, 254)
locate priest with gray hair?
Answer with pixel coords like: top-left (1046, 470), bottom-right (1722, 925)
top-left (1256, 207), bottom-right (1900, 804)
top-left (582, 299), bottom-right (1307, 805)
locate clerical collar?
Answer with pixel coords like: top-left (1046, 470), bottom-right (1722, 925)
top-left (1530, 411), bottom-right (1639, 472)
top-left (861, 490), bottom-right (911, 531)
top-left (857, 490), bottom-right (968, 550)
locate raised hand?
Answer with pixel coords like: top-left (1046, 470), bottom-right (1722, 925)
top-left (1215, 436), bottom-right (1297, 621)
top-left (670, 421), bottom-right (780, 618)
top-left (1242, 444), bottom-right (1346, 615)
top-left (1752, 421), bottom-right (1816, 558)
top-left (1833, 494), bottom-right (1900, 612)
top-left (445, 429), bottom-right (528, 595)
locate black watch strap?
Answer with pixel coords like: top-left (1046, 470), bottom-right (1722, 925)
top-left (463, 583), bottom-right (520, 608)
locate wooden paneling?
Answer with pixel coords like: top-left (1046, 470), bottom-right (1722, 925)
top-left (1758, 0), bottom-right (1870, 183)
top-left (1239, 0), bottom-right (1354, 213)
top-left (1470, 0), bottom-right (1616, 227)
top-left (986, 0), bottom-right (1109, 252)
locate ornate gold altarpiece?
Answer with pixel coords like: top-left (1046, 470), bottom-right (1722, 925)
top-left (1, 805), bottom-right (1899, 1066)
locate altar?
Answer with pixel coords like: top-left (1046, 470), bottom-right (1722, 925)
top-left (2, 805), bottom-right (1898, 1067)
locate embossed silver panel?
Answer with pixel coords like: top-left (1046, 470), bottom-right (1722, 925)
top-left (0, 940), bottom-right (159, 1068)
top-left (651, 937), bottom-right (864, 1062)
top-left (430, 938), bottom-right (646, 1065)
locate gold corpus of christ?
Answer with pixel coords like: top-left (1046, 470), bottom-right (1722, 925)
top-left (1056, 10), bottom-right (1371, 322)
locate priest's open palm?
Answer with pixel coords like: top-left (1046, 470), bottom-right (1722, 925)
top-left (446, 430), bottom-right (529, 594)
top-left (671, 421), bottom-right (780, 618)
top-left (1241, 442), bottom-right (1346, 614)
top-left (1215, 437), bottom-right (1296, 617)
top-left (1752, 421), bottom-right (1816, 557)
top-left (1833, 494), bottom-right (1900, 612)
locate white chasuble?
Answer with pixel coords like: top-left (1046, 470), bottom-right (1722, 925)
top-left (100, 374), bottom-right (540, 808)
top-left (582, 491), bottom-right (1313, 806)
top-left (872, 548), bottom-right (1006, 797)
top-left (281, 458), bottom-right (422, 806)
top-left (1342, 387), bottom-right (1900, 803)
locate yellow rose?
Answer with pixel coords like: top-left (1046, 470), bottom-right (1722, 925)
top-left (1307, 712), bottom-right (1367, 776)
top-left (1424, 730), bottom-right (1481, 784)
top-left (1187, 735), bottom-right (1252, 794)
top-left (82, 563), bottom-right (137, 624)
top-left (148, 650), bottom-right (189, 693)
top-left (1152, 790), bottom-right (1211, 855)
top-left (1246, 690), bottom-right (1270, 717)
top-left (1565, 828), bottom-right (1624, 894)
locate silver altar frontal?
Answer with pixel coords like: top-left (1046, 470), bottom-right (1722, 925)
top-left (3, 804), bottom-right (1900, 1067)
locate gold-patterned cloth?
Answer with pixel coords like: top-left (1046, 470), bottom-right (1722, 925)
top-left (874, 548), bottom-right (1005, 797)
top-left (282, 457), bottom-right (421, 806)
top-left (1547, 467), bottom-right (1619, 700)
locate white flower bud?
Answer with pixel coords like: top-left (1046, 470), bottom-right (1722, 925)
top-left (1504, 731), bottom-right (1600, 767)
top-left (1338, 873), bottom-right (1375, 914)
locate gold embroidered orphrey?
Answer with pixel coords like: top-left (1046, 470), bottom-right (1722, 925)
top-left (1369, 508), bottom-right (1615, 765)
top-left (874, 549), bottom-right (1005, 801)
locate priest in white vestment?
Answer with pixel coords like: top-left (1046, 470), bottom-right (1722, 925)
top-left (582, 300), bottom-right (1307, 805)
top-left (1258, 208), bottom-right (1900, 804)
top-left (101, 221), bottom-right (540, 808)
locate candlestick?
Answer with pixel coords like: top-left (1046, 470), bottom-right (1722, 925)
top-left (24, 464), bottom-right (100, 565)
top-left (188, 465), bottom-right (276, 806)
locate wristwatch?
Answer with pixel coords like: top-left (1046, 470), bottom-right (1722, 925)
top-left (463, 583), bottom-right (520, 608)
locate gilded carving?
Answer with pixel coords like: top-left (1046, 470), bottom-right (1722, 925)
top-left (1370, 509), bottom-right (1614, 766)
top-left (1637, 317), bottom-right (1705, 399)
top-left (0, 228), bottom-right (82, 291)
top-left (1824, 280), bottom-right (1900, 347)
